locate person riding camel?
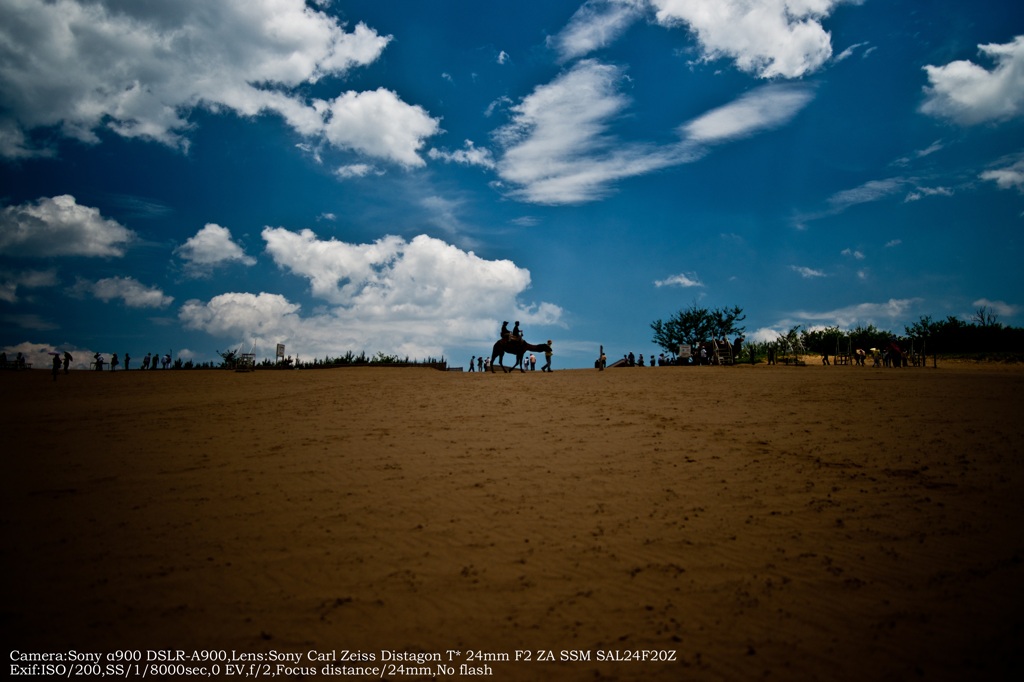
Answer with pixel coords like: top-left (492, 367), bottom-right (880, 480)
top-left (512, 320), bottom-right (522, 339)
top-left (501, 321), bottom-right (510, 340)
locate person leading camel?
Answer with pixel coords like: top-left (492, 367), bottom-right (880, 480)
top-left (490, 336), bottom-right (551, 373)
top-left (542, 341), bottom-right (553, 372)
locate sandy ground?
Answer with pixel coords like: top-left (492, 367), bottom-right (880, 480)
top-left (3, 362), bottom-right (1023, 681)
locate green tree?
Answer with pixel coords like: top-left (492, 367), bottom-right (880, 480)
top-left (776, 325), bottom-right (804, 358)
top-left (217, 349), bottom-right (238, 370)
top-left (801, 325), bottom-right (844, 355)
top-left (651, 303), bottom-right (745, 354)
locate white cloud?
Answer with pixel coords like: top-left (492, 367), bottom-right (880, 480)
top-left (494, 60), bottom-right (693, 204)
top-left (180, 292), bottom-right (302, 340)
top-left (791, 265), bottom-right (826, 278)
top-left (650, 0), bottom-right (850, 78)
top-left (419, 196), bottom-right (468, 238)
top-left (789, 298), bottom-right (923, 328)
top-left (840, 248), bottom-right (864, 260)
top-left (484, 96), bottom-right (513, 118)
top-left (321, 88), bottom-right (440, 167)
top-left (428, 140), bottom-right (496, 169)
top-left (834, 41), bottom-right (869, 63)
top-left (828, 178), bottom-right (906, 209)
top-left (980, 156), bottom-right (1024, 193)
top-left (262, 229), bottom-right (531, 311)
top-left (548, 0), bottom-right (645, 62)
top-left (497, 51), bottom-right (510, 65)
top-left (971, 298), bottom-right (1020, 318)
top-left (747, 326), bottom-right (787, 345)
top-left (0, 195), bottom-right (135, 257)
top-left (181, 230), bottom-right (564, 359)
top-left (904, 186), bottom-right (953, 202)
top-left (793, 177), bottom-right (909, 229)
top-left (893, 140), bottom-right (945, 167)
top-left (921, 35), bottom-right (1024, 125)
top-left (335, 163), bottom-right (381, 179)
top-left (0, 268), bottom-right (58, 303)
top-left (492, 62), bottom-right (813, 205)
top-left (0, 0), bottom-right (442, 167)
top-left (1, 313), bottom-right (59, 331)
top-left (175, 223), bottom-right (255, 272)
top-left (72, 276), bottom-right (173, 308)
top-left (654, 272), bottom-right (703, 288)
top-left (680, 84), bottom-right (814, 143)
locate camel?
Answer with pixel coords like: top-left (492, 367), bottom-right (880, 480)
top-left (490, 336), bottom-right (551, 373)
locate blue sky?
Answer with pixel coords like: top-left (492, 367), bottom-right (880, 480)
top-left (1, 0), bottom-right (1022, 369)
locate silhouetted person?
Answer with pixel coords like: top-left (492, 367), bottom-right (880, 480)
top-left (542, 341), bottom-right (553, 372)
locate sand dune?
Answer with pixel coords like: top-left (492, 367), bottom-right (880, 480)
top-left (3, 363), bottom-right (1023, 680)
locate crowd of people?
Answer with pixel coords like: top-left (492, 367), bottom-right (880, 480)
top-left (83, 352), bottom-right (173, 371)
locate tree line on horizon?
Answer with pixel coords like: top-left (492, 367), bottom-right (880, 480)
top-left (651, 303), bottom-right (1024, 362)
top-left (216, 348), bottom-right (448, 370)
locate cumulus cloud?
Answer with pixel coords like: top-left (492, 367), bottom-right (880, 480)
top-left (650, 0), bottom-right (850, 78)
top-left (320, 88), bottom-right (440, 168)
top-left (175, 224), bottom-right (256, 273)
top-left (262, 229), bottom-right (532, 311)
top-left (179, 230), bottom-right (564, 359)
top-left (548, 0), bottom-right (645, 62)
top-left (921, 35), bottom-right (1024, 125)
top-left (680, 84), bottom-right (815, 143)
top-left (0, 0), bottom-right (440, 166)
top-left (0, 195), bottom-right (135, 257)
top-left (654, 272), bottom-right (703, 288)
top-left (180, 292), bottom-right (302, 339)
top-left (71, 276), bottom-right (173, 308)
